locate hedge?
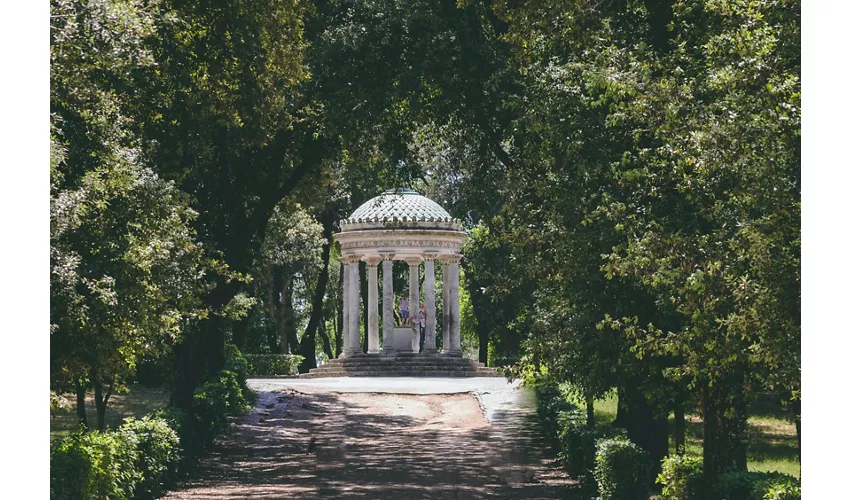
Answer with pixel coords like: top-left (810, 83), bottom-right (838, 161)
top-left (244, 353), bottom-right (303, 376)
top-left (120, 416), bottom-right (181, 499)
top-left (715, 471), bottom-right (801, 500)
top-left (594, 437), bottom-right (652, 500)
top-left (51, 345), bottom-right (252, 500)
top-left (51, 428), bottom-right (141, 500)
top-left (657, 455), bottom-right (704, 500)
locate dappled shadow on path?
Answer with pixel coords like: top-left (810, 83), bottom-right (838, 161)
top-left (163, 388), bottom-right (576, 499)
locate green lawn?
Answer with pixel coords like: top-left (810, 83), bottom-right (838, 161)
top-left (571, 389), bottom-right (800, 478)
top-left (51, 384), bottom-right (170, 441)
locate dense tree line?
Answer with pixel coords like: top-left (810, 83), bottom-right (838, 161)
top-left (50, 0), bottom-right (799, 484)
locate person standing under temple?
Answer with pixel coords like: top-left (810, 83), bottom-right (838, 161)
top-left (400, 296), bottom-right (409, 326)
top-left (417, 303), bottom-right (426, 352)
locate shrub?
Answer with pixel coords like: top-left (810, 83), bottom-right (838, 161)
top-left (657, 455), bottom-right (704, 500)
top-left (715, 471), bottom-right (801, 500)
top-left (224, 343), bottom-right (250, 390)
top-left (192, 369), bottom-right (250, 446)
top-left (557, 410), bottom-right (599, 477)
top-left (764, 483), bottom-right (801, 500)
top-left (152, 407), bottom-right (197, 461)
top-left (244, 353), bottom-right (304, 376)
top-left (50, 429), bottom-right (141, 500)
top-left (594, 437), bottom-right (652, 500)
top-left (120, 416), bottom-right (180, 500)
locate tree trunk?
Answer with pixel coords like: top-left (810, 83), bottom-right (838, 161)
top-left (173, 331), bottom-right (205, 411)
top-left (621, 382), bottom-right (669, 478)
top-left (75, 381), bottom-right (88, 429)
top-left (278, 273), bottom-right (292, 354)
top-left (318, 320), bottom-right (333, 360)
top-left (266, 270), bottom-right (282, 353)
top-left (586, 392), bottom-right (596, 429)
top-left (724, 372), bottom-right (750, 472)
top-left (462, 260), bottom-right (489, 366)
top-left (92, 374), bottom-right (114, 431)
top-left (359, 261), bottom-right (368, 353)
top-left (299, 211), bottom-right (334, 372)
top-left (702, 387), bottom-right (719, 484)
top-left (284, 278), bottom-right (299, 353)
top-left (792, 396), bottom-right (801, 453)
top-left (675, 400), bottom-right (686, 455)
top-left (335, 263), bottom-right (344, 357)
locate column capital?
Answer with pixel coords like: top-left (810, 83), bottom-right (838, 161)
top-left (437, 254), bottom-right (462, 265)
top-left (362, 254), bottom-right (383, 267)
top-left (403, 255), bottom-right (423, 266)
top-left (422, 253), bottom-right (439, 261)
top-left (340, 254), bottom-right (361, 265)
top-left (380, 252), bottom-right (396, 261)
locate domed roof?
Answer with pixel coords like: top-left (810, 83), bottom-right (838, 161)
top-left (347, 188), bottom-right (454, 222)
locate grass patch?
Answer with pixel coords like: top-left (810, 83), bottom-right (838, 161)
top-left (573, 389), bottom-right (801, 479)
top-left (51, 384), bottom-right (169, 441)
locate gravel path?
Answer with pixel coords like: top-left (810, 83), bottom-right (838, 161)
top-left (162, 378), bottom-right (576, 499)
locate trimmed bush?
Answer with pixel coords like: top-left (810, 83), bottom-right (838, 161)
top-left (657, 455), bottom-right (704, 500)
top-left (224, 344), bottom-right (250, 390)
top-left (50, 429), bottom-right (141, 500)
top-left (192, 369), bottom-right (251, 446)
top-left (764, 483), bottom-right (801, 500)
top-left (556, 409), bottom-right (600, 478)
top-left (120, 416), bottom-right (181, 500)
top-left (244, 353), bottom-right (304, 376)
top-left (715, 471), bottom-right (801, 500)
top-left (594, 437), bottom-right (652, 500)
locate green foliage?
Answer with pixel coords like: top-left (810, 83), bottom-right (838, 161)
top-left (763, 483), bottom-right (801, 500)
top-left (192, 370), bottom-right (250, 446)
top-left (151, 407), bottom-right (196, 461)
top-left (244, 354), bottom-right (304, 376)
top-left (558, 412), bottom-right (600, 479)
top-left (714, 471), bottom-right (801, 500)
top-left (119, 416), bottom-right (180, 500)
top-left (50, 428), bottom-right (141, 500)
top-left (658, 455), bottom-right (704, 500)
top-left (593, 438), bottom-right (652, 500)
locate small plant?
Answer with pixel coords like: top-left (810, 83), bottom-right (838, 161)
top-left (244, 354), bottom-right (304, 376)
top-left (657, 455), bottom-right (704, 500)
top-left (50, 429), bottom-right (141, 500)
top-left (120, 416), bottom-right (181, 499)
top-left (763, 482), bottom-right (801, 500)
top-left (593, 437), bottom-right (652, 500)
top-left (715, 471), bottom-right (801, 500)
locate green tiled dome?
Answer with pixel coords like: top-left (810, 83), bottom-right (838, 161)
top-left (348, 189), bottom-right (453, 222)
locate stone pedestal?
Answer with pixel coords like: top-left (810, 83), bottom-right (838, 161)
top-left (393, 327), bottom-right (415, 353)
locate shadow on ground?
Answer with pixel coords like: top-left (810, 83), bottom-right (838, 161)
top-left (163, 388), bottom-right (576, 499)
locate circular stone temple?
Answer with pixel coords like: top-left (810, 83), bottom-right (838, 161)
top-left (335, 188), bottom-right (466, 356)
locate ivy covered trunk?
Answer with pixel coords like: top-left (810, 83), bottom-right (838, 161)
top-left (92, 373), bottom-right (114, 431)
top-left (75, 381), bottom-right (88, 429)
top-left (618, 382), bottom-right (669, 478)
top-left (674, 400), bottom-right (686, 455)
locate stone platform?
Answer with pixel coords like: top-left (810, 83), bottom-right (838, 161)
top-left (300, 353), bottom-right (500, 378)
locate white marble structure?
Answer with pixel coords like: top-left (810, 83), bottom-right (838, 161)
top-left (336, 188), bottom-right (466, 356)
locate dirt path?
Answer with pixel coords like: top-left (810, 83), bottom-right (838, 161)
top-left (163, 386), bottom-right (575, 499)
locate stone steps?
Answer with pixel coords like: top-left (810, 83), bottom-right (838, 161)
top-left (301, 355), bottom-right (500, 378)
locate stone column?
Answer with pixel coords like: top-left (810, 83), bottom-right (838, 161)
top-left (449, 257), bottom-right (462, 354)
top-left (364, 255), bottom-right (382, 354)
top-left (441, 260), bottom-right (450, 354)
top-left (439, 254), bottom-right (462, 355)
top-left (423, 255), bottom-right (437, 354)
top-left (404, 256), bottom-right (423, 352)
top-left (381, 255), bottom-right (395, 354)
top-left (341, 256), bottom-right (350, 357)
top-left (343, 255), bottom-right (361, 355)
